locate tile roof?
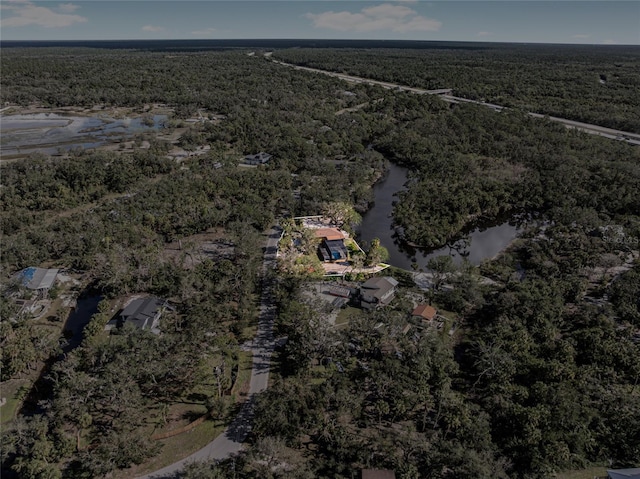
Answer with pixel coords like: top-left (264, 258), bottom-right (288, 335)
top-left (314, 228), bottom-right (345, 241)
top-left (412, 304), bottom-right (437, 320)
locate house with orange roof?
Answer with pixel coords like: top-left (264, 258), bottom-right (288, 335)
top-left (314, 228), bottom-right (345, 241)
top-left (316, 228), bottom-right (348, 262)
top-left (412, 304), bottom-right (437, 322)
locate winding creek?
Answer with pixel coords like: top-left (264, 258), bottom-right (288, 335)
top-left (358, 162), bottom-right (525, 271)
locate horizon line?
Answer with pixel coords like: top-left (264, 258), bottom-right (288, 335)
top-left (1, 38), bottom-right (638, 46)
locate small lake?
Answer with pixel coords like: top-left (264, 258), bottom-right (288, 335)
top-left (0, 112), bottom-right (166, 156)
top-left (358, 162), bottom-right (524, 271)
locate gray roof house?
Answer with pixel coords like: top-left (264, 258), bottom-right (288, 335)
top-left (319, 239), bottom-right (348, 262)
top-left (360, 276), bottom-right (399, 309)
top-left (243, 152), bottom-right (272, 165)
top-left (119, 297), bottom-right (169, 334)
top-left (607, 469), bottom-right (640, 479)
top-left (15, 267), bottom-right (59, 298)
top-left (18, 267), bottom-right (59, 291)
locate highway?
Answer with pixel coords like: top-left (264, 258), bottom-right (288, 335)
top-left (269, 56), bottom-right (640, 146)
top-left (137, 225), bottom-right (281, 479)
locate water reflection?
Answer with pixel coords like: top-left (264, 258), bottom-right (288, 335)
top-left (1, 112), bottom-right (166, 156)
top-left (358, 162), bottom-right (524, 271)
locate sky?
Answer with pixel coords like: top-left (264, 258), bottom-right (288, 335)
top-left (1, 0), bottom-right (639, 45)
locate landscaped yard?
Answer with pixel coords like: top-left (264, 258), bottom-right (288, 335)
top-left (335, 305), bottom-right (365, 327)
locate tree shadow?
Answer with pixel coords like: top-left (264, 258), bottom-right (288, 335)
top-left (18, 285), bottom-right (103, 418)
top-left (181, 410), bottom-right (204, 422)
top-left (185, 392), bottom-right (208, 403)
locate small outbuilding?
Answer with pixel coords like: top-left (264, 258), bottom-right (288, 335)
top-left (412, 304), bottom-right (437, 321)
top-left (326, 284), bottom-right (353, 298)
top-left (243, 152), bottom-right (272, 165)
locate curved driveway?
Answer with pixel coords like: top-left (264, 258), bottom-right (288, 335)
top-left (137, 225), bottom-right (281, 478)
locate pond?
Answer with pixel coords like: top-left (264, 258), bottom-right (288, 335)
top-left (0, 112), bottom-right (167, 156)
top-left (358, 162), bottom-right (525, 271)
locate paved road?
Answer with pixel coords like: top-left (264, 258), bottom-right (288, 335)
top-left (137, 225), bottom-right (281, 479)
top-left (269, 56), bottom-right (640, 146)
top-left (270, 58), bottom-right (452, 95)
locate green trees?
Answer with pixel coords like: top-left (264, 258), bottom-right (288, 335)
top-left (461, 252), bottom-right (640, 475)
top-left (0, 319), bottom-right (60, 379)
top-left (2, 416), bottom-right (63, 479)
top-left (322, 201), bottom-right (362, 232)
top-left (366, 238), bottom-right (390, 266)
top-left (609, 266), bottom-right (640, 326)
top-left (273, 45), bottom-right (640, 132)
top-left (2, 44), bottom-right (639, 478)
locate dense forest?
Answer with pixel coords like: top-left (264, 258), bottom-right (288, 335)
top-left (1, 44), bottom-right (639, 478)
top-left (273, 45), bottom-right (640, 133)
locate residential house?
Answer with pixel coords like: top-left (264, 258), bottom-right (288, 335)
top-left (119, 297), bottom-right (169, 334)
top-left (606, 469), bottom-right (640, 479)
top-left (315, 228), bottom-right (348, 262)
top-left (314, 228), bottom-right (345, 241)
top-left (319, 239), bottom-right (348, 262)
top-left (243, 152), bottom-right (272, 165)
top-left (359, 276), bottom-right (398, 309)
top-left (17, 267), bottom-right (59, 299)
top-left (325, 284), bottom-right (355, 309)
top-left (412, 304), bottom-right (437, 322)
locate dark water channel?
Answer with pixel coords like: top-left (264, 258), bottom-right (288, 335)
top-left (17, 294), bottom-right (102, 419)
top-left (62, 295), bottom-right (102, 352)
top-left (358, 162), bottom-right (524, 271)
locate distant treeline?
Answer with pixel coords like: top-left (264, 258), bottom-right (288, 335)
top-left (3, 39), bottom-right (638, 53)
top-left (273, 46), bottom-right (640, 132)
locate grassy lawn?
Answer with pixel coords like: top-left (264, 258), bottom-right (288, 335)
top-left (335, 305), bottom-right (364, 327)
top-left (231, 350), bottom-right (253, 399)
top-left (434, 307), bottom-right (457, 322)
top-left (113, 417), bottom-right (227, 479)
top-left (309, 365), bottom-right (329, 385)
top-left (0, 379), bottom-right (31, 424)
top-left (345, 237), bottom-right (365, 254)
top-left (241, 323), bottom-right (258, 344)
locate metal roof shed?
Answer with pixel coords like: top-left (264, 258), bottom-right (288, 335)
top-left (19, 267), bottom-right (59, 290)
